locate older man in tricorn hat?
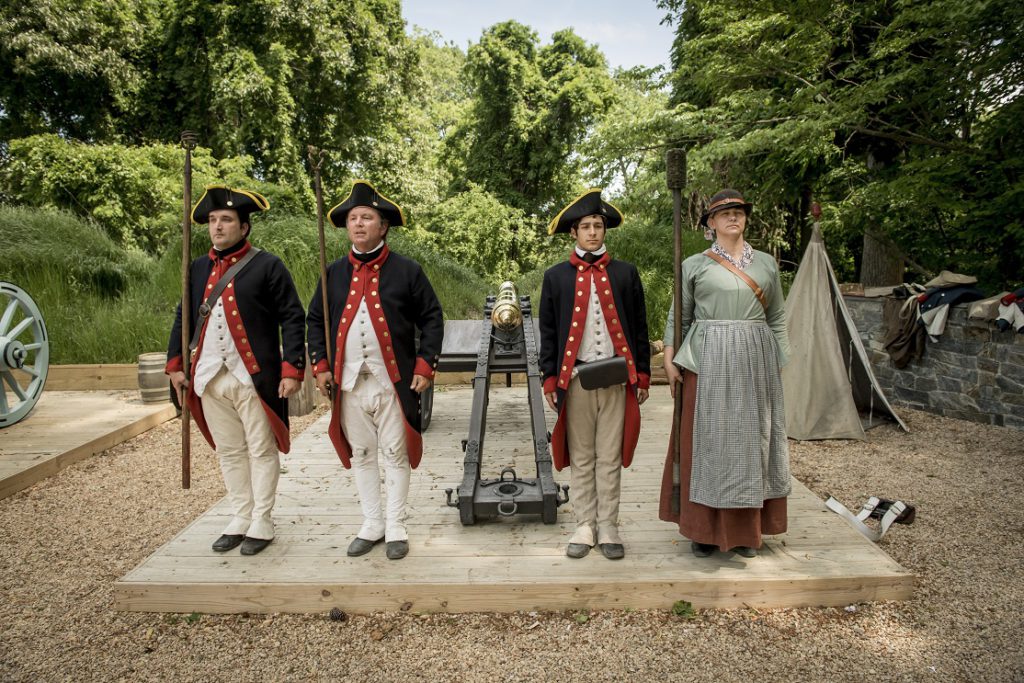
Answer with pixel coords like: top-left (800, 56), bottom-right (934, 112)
top-left (539, 188), bottom-right (650, 560)
top-left (167, 185), bottom-right (307, 556)
top-left (306, 180), bottom-right (443, 561)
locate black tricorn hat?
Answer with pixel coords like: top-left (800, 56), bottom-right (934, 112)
top-left (548, 188), bottom-right (624, 235)
top-left (699, 189), bottom-right (753, 227)
top-left (191, 185), bottom-right (270, 224)
top-left (328, 180), bottom-right (405, 228)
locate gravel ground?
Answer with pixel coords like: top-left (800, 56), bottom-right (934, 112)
top-left (1, 403), bottom-right (1023, 682)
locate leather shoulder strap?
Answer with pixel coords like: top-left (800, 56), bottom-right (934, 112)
top-left (188, 248), bottom-right (262, 351)
top-left (704, 250), bottom-right (767, 310)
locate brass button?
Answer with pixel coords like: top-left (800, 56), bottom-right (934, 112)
top-left (565, 350), bottom-right (572, 356)
top-left (578, 265), bottom-right (584, 271)
top-left (350, 290), bottom-right (357, 295)
top-left (612, 319), bottom-right (618, 325)
top-left (346, 304), bottom-right (352, 309)
top-left (228, 296), bottom-right (234, 302)
top-left (354, 276), bottom-right (359, 282)
top-left (228, 283), bottom-right (233, 288)
top-left (371, 291), bottom-right (377, 296)
top-left (231, 311), bottom-right (237, 316)
top-left (374, 303), bottom-right (380, 309)
top-left (572, 322), bottom-right (578, 327)
top-left (604, 289), bottom-right (610, 295)
top-left (242, 338), bottom-right (248, 344)
top-left (207, 284), bottom-right (213, 289)
top-left (341, 318), bottom-right (347, 323)
top-left (577, 290), bottom-right (583, 296)
top-left (574, 306), bottom-right (581, 312)
top-left (601, 277), bottom-right (607, 282)
top-left (245, 352), bottom-right (252, 357)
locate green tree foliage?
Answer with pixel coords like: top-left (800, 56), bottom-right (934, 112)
top-left (581, 66), bottom-right (679, 230)
top-left (0, 134), bottom-right (305, 252)
top-left (134, 0), bottom-right (416, 189)
top-left (0, 0), bottom-right (161, 142)
top-left (449, 21), bottom-right (615, 218)
top-left (658, 0), bottom-right (1024, 288)
top-left (420, 183), bottom-right (539, 281)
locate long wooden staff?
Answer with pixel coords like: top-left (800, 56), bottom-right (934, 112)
top-left (666, 148), bottom-right (687, 515)
top-left (307, 146), bottom-right (333, 399)
top-left (179, 131), bottom-right (198, 489)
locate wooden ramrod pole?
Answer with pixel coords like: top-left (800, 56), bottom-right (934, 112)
top-left (179, 131), bottom-right (198, 489)
top-left (665, 148), bottom-right (687, 515)
top-left (307, 146), bottom-right (333, 399)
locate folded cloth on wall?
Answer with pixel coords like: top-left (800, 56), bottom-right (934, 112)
top-left (917, 284), bottom-right (987, 341)
top-left (924, 270), bottom-right (977, 288)
top-left (969, 293), bottom-right (1011, 321)
top-left (996, 301), bottom-right (1024, 333)
top-left (883, 295), bottom-right (926, 368)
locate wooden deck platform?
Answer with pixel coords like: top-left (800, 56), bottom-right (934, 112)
top-left (114, 386), bottom-right (914, 614)
top-left (0, 391), bottom-right (177, 500)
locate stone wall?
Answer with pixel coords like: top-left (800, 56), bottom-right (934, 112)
top-left (844, 296), bottom-right (1024, 430)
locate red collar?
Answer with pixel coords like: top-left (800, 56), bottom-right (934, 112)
top-left (569, 250), bottom-right (610, 270)
top-left (348, 245), bottom-right (391, 271)
top-left (208, 240), bottom-right (252, 262)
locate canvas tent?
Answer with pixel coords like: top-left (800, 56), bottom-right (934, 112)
top-left (782, 227), bottom-right (908, 440)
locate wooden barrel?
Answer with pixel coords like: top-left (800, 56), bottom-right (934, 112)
top-left (137, 352), bottom-right (169, 404)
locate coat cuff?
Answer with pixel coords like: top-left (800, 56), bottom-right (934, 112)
top-left (414, 357), bottom-right (436, 379)
top-left (165, 356), bottom-right (183, 374)
top-left (637, 372), bottom-right (651, 390)
top-left (543, 376), bottom-right (557, 394)
top-left (281, 361), bottom-right (303, 381)
top-left (313, 359), bottom-right (330, 375)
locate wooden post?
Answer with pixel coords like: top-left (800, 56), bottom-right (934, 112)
top-left (307, 146), bottom-right (333, 399)
top-left (665, 148), bottom-right (687, 515)
top-left (179, 131), bottom-right (197, 489)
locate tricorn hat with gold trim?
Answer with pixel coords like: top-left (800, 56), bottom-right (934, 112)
top-left (191, 185), bottom-right (270, 224)
top-left (328, 180), bottom-right (405, 228)
top-left (548, 188), bottom-right (623, 235)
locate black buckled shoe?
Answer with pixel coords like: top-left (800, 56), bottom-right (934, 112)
top-left (212, 534), bottom-right (245, 552)
top-left (347, 537), bottom-right (384, 557)
top-left (386, 540), bottom-right (409, 560)
top-left (566, 543), bottom-right (591, 559)
top-left (599, 543), bottom-right (625, 560)
top-left (690, 541), bottom-right (715, 558)
top-left (240, 537), bottom-right (273, 556)
top-left (732, 546), bottom-right (757, 558)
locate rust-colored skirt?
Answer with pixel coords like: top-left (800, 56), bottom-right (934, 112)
top-left (658, 370), bottom-right (787, 550)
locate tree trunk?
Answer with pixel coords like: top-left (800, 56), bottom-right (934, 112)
top-left (860, 232), bottom-right (904, 286)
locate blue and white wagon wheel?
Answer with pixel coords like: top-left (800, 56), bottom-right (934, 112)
top-left (0, 282), bottom-right (49, 428)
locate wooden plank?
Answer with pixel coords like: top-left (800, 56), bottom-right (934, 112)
top-left (0, 392), bottom-right (176, 499)
top-left (43, 364), bottom-right (140, 390)
top-left (114, 386), bottom-right (914, 613)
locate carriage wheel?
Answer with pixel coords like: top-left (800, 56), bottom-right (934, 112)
top-left (0, 282), bottom-right (50, 428)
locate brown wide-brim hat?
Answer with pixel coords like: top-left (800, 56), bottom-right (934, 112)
top-left (699, 189), bottom-right (753, 227)
top-left (547, 188), bottom-right (624, 235)
top-left (328, 180), bottom-right (405, 228)
top-left (191, 185), bottom-right (270, 224)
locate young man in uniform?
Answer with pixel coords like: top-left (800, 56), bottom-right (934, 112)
top-left (306, 180), bottom-right (444, 561)
top-left (167, 185), bottom-right (307, 556)
top-left (539, 189), bottom-right (650, 560)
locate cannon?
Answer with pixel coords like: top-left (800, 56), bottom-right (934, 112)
top-left (442, 282), bottom-right (569, 524)
top-left (0, 282), bottom-right (49, 428)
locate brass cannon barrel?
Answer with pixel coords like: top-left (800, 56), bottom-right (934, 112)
top-left (490, 281), bottom-right (522, 332)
